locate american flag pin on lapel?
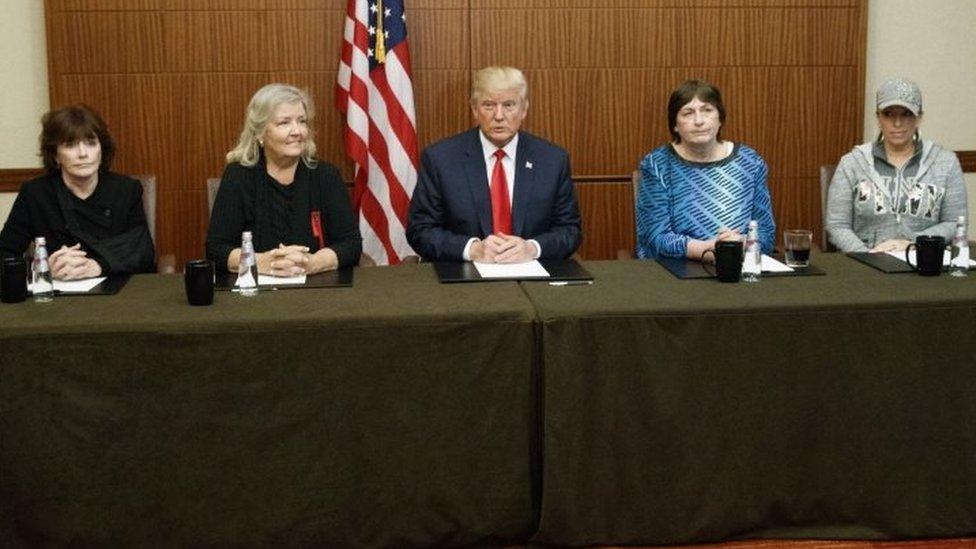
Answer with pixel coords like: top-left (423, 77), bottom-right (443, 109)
top-left (525, 161), bottom-right (533, 169)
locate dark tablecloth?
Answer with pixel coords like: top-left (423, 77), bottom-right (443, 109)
top-left (522, 253), bottom-right (976, 545)
top-left (1, 265), bottom-right (538, 547)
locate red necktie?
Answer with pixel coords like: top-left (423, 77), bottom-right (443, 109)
top-left (490, 149), bottom-right (512, 235)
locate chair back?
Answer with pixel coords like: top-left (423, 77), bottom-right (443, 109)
top-left (206, 177), bottom-right (221, 218)
top-left (133, 174), bottom-right (157, 245)
top-left (615, 170), bottom-right (641, 259)
top-left (632, 169), bottom-right (641, 205)
top-left (819, 164), bottom-right (837, 252)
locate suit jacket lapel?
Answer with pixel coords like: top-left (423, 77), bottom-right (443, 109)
top-left (512, 135), bottom-right (535, 236)
top-left (463, 129), bottom-right (492, 236)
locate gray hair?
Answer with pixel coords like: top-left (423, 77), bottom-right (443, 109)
top-left (226, 83), bottom-right (317, 167)
top-left (470, 66), bottom-right (529, 107)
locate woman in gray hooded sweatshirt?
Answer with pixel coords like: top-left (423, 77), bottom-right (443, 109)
top-left (826, 78), bottom-right (967, 253)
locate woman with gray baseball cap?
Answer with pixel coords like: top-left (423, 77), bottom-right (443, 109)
top-left (825, 77), bottom-right (967, 253)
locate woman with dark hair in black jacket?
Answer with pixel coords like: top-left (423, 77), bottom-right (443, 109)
top-left (0, 104), bottom-right (155, 279)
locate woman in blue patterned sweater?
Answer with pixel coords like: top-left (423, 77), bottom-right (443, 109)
top-left (636, 80), bottom-right (776, 260)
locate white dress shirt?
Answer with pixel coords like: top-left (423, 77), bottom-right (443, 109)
top-left (480, 131), bottom-right (518, 206)
top-left (462, 131), bottom-right (542, 261)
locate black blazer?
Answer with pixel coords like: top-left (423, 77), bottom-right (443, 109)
top-left (206, 158), bottom-right (362, 272)
top-left (0, 171), bottom-right (155, 275)
top-left (406, 128), bottom-right (582, 261)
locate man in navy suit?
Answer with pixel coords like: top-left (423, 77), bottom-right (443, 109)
top-left (407, 66), bottom-right (582, 262)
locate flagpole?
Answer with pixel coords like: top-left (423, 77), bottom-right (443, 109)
top-left (375, 0), bottom-right (386, 63)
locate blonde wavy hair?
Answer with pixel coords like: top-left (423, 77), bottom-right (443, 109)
top-left (226, 83), bottom-right (317, 167)
top-left (470, 66), bottom-right (529, 108)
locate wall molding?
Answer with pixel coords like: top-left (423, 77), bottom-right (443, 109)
top-left (0, 168), bottom-right (44, 192)
top-left (957, 151), bottom-right (976, 173)
top-left (3, 153), bottom-right (973, 194)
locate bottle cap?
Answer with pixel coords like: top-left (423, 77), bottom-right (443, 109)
top-left (958, 215), bottom-right (966, 224)
top-left (242, 231), bottom-right (252, 240)
top-left (34, 236), bottom-right (46, 245)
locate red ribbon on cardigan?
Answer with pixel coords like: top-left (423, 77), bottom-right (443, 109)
top-left (310, 210), bottom-right (325, 249)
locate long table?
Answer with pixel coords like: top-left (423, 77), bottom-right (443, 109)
top-left (0, 265), bottom-right (538, 547)
top-left (3, 256), bottom-right (976, 547)
top-left (522, 253), bottom-right (976, 545)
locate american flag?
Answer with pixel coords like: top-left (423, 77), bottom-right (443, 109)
top-left (336, 0), bottom-right (418, 265)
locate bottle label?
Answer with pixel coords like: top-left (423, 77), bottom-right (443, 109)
top-left (237, 243), bottom-right (257, 288)
top-left (241, 242), bottom-right (255, 267)
top-left (239, 253), bottom-right (255, 271)
top-left (742, 241), bottom-right (761, 274)
top-left (34, 258), bottom-right (50, 273)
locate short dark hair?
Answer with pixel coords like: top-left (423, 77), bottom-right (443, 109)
top-left (667, 79), bottom-right (727, 143)
top-left (39, 105), bottom-right (115, 174)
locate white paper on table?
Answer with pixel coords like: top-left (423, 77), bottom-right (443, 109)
top-left (235, 273), bottom-right (306, 286)
top-left (886, 250), bottom-right (976, 268)
top-left (28, 277), bottom-right (106, 293)
top-left (474, 260), bottom-right (550, 279)
top-left (760, 254), bottom-right (795, 273)
top-left (257, 274), bottom-right (306, 286)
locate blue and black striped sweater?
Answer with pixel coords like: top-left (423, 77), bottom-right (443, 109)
top-left (636, 143), bottom-right (776, 260)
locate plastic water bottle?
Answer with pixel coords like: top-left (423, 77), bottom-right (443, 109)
top-left (32, 236), bottom-right (54, 302)
top-left (741, 220), bottom-right (761, 283)
top-left (237, 231), bottom-right (259, 296)
top-left (949, 215), bottom-right (969, 277)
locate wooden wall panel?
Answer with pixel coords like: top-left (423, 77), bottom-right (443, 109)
top-left (159, 13), bottom-right (220, 73)
top-left (47, 12), bottom-right (166, 76)
top-left (159, 190), bottom-right (209, 260)
top-left (407, 70), bottom-right (472, 156)
top-left (576, 181), bottom-right (636, 260)
top-left (45, 0), bottom-right (866, 263)
top-left (470, 6), bottom-right (860, 68)
top-left (517, 66), bottom-right (860, 178)
top-left (469, 1), bottom-right (865, 256)
top-left (266, 11), bottom-right (334, 71)
top-left (770, 177), bottom-right (825, 248)
top-left (408, 0), bottom-right (467, 8)
top-left (212, 12), bottom-right (275, 71)
top-left (475, 1), bottom-right (856, 7)
top-left (269, 1), bottom-right (337, 10)
top-left (180, 73), bottom-right (274, 188)
top-left (409, 8), bottom-right (470, 69)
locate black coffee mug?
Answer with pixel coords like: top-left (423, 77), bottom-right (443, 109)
top-left (184, 259), bottom-right (215, 306)
top-left (1, 256), bottom-right (29, 304)
top-left (905, 235), bottom-right (945, 277)
top-left (701, 240), bottom-right (744, 282)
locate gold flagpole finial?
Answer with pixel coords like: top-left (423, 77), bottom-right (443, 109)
top-left (375, 0), bottom-right (387, 63)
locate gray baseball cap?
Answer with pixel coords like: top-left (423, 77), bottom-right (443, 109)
top-left (876, 77), bottom-right (922, 116)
